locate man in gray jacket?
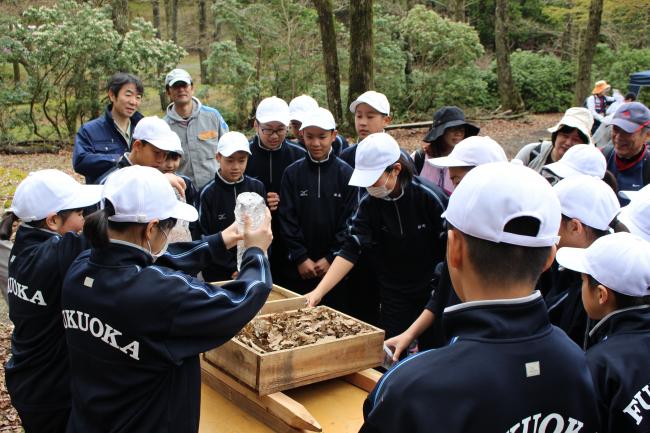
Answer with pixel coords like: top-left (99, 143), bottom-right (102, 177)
top-left (164, 68), bottom-right (229, 189)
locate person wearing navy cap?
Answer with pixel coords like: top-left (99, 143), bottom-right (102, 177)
top-left (557, 232), bottom-right (650, 432)
top-left (601, 102), bottom-right (650, 204)
top-left (361, 162), bottom-right (599, 433)
top-left (5, 170), bottom-right (102, 433)
top-left (61, 165), bottom-right (273, 433)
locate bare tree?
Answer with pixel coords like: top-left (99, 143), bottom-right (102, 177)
top-left (347, 0), bottom-right (374, 127)
top-left (171, 0), bottom-right (178, 43)
top-left (313, 0), bottom-right (343, 124)
top-left (152, 0), bottom-right (169, 111)
top-left (494, 0), bottom-right (524, 112)
top-left (575, 0), bottom-right (604, 105)
top-left (198, 0), bottom-right (210, 84)
top-left (111, 0), bottom-right (129, 35)
top-left (450, 0), bottom-right (465, 22)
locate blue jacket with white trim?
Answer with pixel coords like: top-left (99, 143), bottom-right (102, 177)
top-left (61, 236), bottom-right (272, 433)
top-left (5, 224), bottom-right (89, 412)
top-left (278, 152), bottom-right (358, 266)
top-left (585, 305), bottom-right (650, 433)
top-left (73, 106), bottom-right (143, 184)
top-left (245, 135), bottom-right (307, 194)
top-left (337, 176), bottom-right (447, 300)
top-left (362, 292), bottom-right (600, 433)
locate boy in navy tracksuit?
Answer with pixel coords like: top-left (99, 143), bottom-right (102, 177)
top-left (557, 232), bottom-right (650, 433)
top-left (5, 170), bottom-right (103, 433)
top-left (245, 96), bottom-right (306, 284)
top-left (61, 165), bottom-right (273, 433)
top-left (278, 108), bottom-right (358, 308)
top-left (198, 131), bottom-right (266, 281)
top-left (361, 162), bottom-right (599, 432)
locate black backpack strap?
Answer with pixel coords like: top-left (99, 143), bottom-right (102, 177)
top-left (414, 148), bottom-right (425, 174)
top-left (529, 142), bottom-right (543, 161)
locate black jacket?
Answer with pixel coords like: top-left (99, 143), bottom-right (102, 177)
top-left (362, 292), bottom-right (600, 432)
top-left (338, 176), bottom-right (447, 300)
top-left (544, 263), bottom-right (589, 348)
top-left (61, 236), bottom-right (272, 433)
top-left (586, 305), bottom-right (650, 433)
top-left (5, 225), bottom-right (89, 412)
top-left (197, 172), bottom-right (266, 281)
top-left (245, 135), bottom-right (307, 194)
top-left (278, 152), bottom-right (358, 266)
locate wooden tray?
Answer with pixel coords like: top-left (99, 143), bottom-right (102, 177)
top-left (210, 282), bottom-right (306, 315)
top-left (204, 307), bottom-right (384, 395)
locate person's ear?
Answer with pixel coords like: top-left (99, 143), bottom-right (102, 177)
top-left (253, 120), bottom-right (259, 129)
top-left (383, 115), bottom-right (392, 127)
top-left (392, 162), bottom-right (402, 176)
top-left (331, 130), bottom-right (338, 142)
top-left (446, 229), bottom-right (464, 270)
top-left (108, 89), bottom-right (117, 104)
top-left (132, 140), bottom-right (144, 153)
top-left (216, 153), bottom-right (223, 163)
top-left (165, 86), bottom-right (172, 97)
top-left (144, 219), bottom-right (159, 243)
top-left (45, 213), bottom-right (60, 232)
top-left (597, 284), bottom-right (611, 306)
top-left (543, 244), bottom-right (557, 272)
top-left (569, 218), bottom-right (582, 235)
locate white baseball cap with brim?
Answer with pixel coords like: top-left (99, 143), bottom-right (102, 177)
top-left (619, 184), bottom-right (650, 202)
top-left (289, 95), bottom-right (319, 124)
top-left (300, 107), bottom-right (336, 131)
top-left (133, 116), bottom-right (183, 155)
top-left (349, 91), bottom-right (390, 116)
top-left (428, 136), bottom-right (507, 168)
top-left (217, 131), bottom-right (251, 157)
top-left (256, 96), bottom-right (290, 126)
top-left (556, 232), bottom-right (650, 297)
top-left (165, 68), bottom-right (192, 87)
top-left (618, 198), bottom-right (650, 242)
top-left (103, 166), bottom-right (198, 223)
top-left (349, 133), bottom-right (400, 187)
top-left (547, 107), bottom-right (594, 145)
top-left (443, 162), bottom-right (561, 247)
top-left (544, 144), bottom-right (606, 179)
top-left (10, 169), bottom-right (102, 222)
top-left (553, 175), bottom-right (620, 231)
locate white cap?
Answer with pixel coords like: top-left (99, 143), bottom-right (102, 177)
top-left (547, 107), bottom-right (594, 145)
top-left (10, 169), bottom-right (102, 222)
top-left (255, 96), bottom-right (290, 126)
top-left (164, 68), bottom-right (192, 87)
top-left (133, 116), bottom-right (183, 155)
top-left (349, 91), bottom-right (390, 116)
top-left (444, 162), bottom-right (561, 247)
top-left (553, 175), bottom-right (620, 231)
top-left (103, 165), bottom-right (198, 223)
top-left (619, 184), bottom-right (650, 202)
top-left (543, 144), bottom-right (606, 179)
top-left (618, 198), bottom-right (650, 242)
top-left (289, 95), bottom-right (319, 123)
top-left (427, 136), bottom-right (507, 168)
top-left (349, 133), bottom-right (400, 187)
top-left (299, 107), bottom-right (336, 131)
top-left (556, 232), bottom-right (650, 297)
top-left (217, 131), bottom-right (251, 157)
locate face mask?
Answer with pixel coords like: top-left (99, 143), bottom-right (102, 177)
top-left (146, 226), bottom-right (170, 262)
top-left (366, 171), bottom-right (394, 198)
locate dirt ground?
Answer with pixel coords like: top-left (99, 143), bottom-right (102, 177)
top-left (0, 112), bottom-right (561, 431)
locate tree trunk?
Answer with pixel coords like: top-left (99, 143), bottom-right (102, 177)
top-left (313, 0), bottom-right (343, 125)
top-left (164, 0), bottom-right (171, 39)
top-left (347, 0), bottom-right (374, 128)
top-left (494, 0), bottom-right (524, 112)
top-left (13, 61), bottom-right (20, 84)
top-left (152, 0), bottom-right (161, 38)
top-left (111, 0), bottom-right (129, 35)
top-left (171, 0), bottom-right (179, 43)
top-left (575, 0), bottom-right (604, 105)
top-left (451, 0), bottom-right (465, 22)
top-left (198, 0), bottom-right (210, 84)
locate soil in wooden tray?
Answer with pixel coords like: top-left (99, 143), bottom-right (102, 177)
top-left (237, 307), bottom-right (374, 353)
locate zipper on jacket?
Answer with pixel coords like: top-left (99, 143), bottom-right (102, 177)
top-left (269, 153), bottom-right (273, 186)
top-left (318, 166), bottom-right (321, 198)
top-left (233, 184), bottom-right (237, 202)
top-left (393, 202), bottom-right (404, 236)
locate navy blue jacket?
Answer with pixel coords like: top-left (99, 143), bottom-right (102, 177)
top-left (5, 225), bottom-right (89, 412)
top-left (603, 144), bottom-right (650, 205)
top-left (197, 172), bottom-right (266, 281)
top-left (278, 152), bottom-right (358, 266)
top-left (362, 292), bottom-right (600, 432)
top-left (245, 135), bottom-right (307, 194)
top-left (544, 263), bottom-right (589, 348)
top-left (586, 305), bottom-right (650, 433)
top-left (73, 106), bottom-right (144, 184)
top-left (61, 236), bottom-right (272, 433)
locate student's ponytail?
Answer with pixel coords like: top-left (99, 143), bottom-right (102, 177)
top-left (0, 212), bottom-right (18, 240)
top-left (83, 204), bottom-right (112, 249)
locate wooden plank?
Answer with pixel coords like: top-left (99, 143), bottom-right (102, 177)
top-left (204, 339), bottom-right (259, 389)
top-left (201, 357), bottom-right (321, 432)
top-left (259, 296), bottom-right (306, 315)
top-left (343, 369), bottom-right (383, 393)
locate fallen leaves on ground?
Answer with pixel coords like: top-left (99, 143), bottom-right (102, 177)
top-left (237, 307), bottom-right (373, 353)
top-left (0, 321), bottom-right (21, 432)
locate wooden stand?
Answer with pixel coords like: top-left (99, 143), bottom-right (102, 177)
top-left (201, 355), bottom-right (382, 433)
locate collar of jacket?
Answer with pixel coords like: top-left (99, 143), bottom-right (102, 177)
top-left (442, 291), bottom-right (550, 341)
top-left (104, 104), bottom-right (144, 131)
top-left (165, 97), bottom-right (202, 123)
top-left (89, 239), bottom-right (154, 267)
top-left (15, 223), bottom-right (59, 245)
top-left (586, 305), bottom-right (650, 348)
top-left (253, 135), bottom-right (289, 152)
top-left (215, 169), bottom-right (245, 186)
top-left (307, 148), bottom-right (334, 166)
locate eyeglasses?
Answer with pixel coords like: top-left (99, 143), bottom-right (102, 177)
top-left (260, 127), bottom-right (287, 137)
